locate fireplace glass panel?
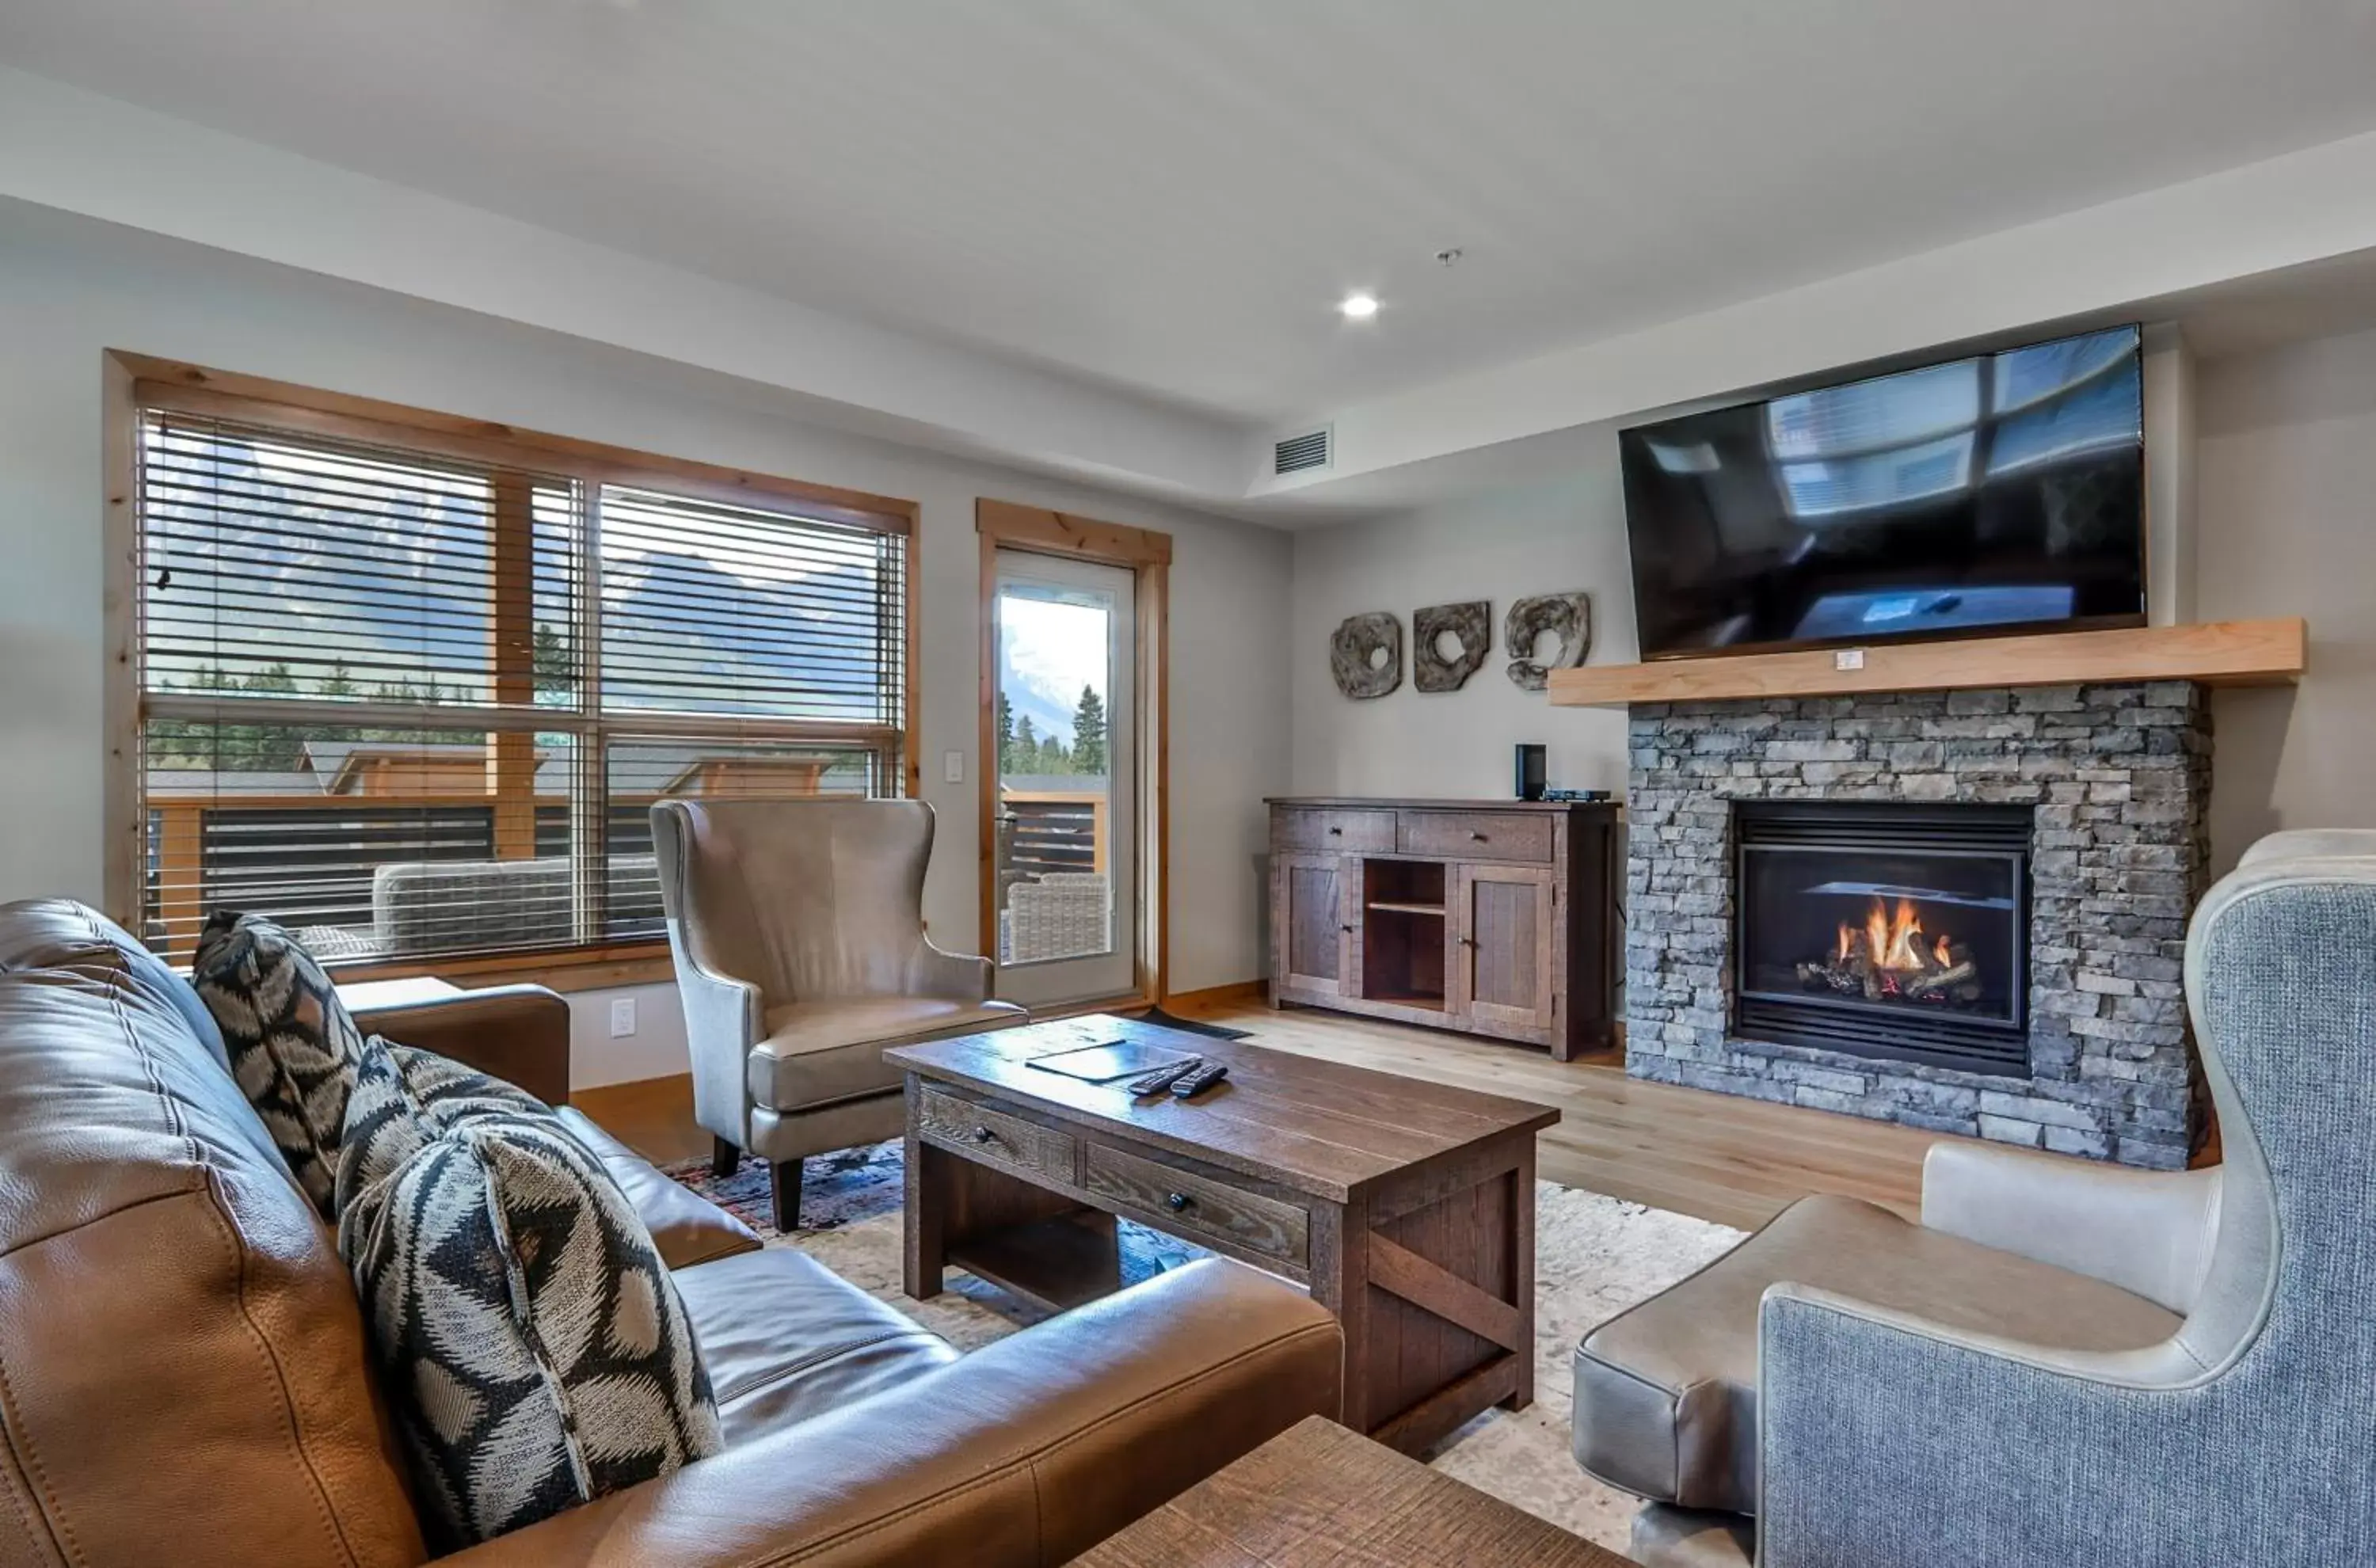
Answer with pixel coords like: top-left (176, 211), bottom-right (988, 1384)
top-left (1733, 801), bottom-right (2031, 1075)
top-left (1739, 847), bottom-right (2020, 1026)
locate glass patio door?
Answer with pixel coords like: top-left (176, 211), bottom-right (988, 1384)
top-left (990, 550), bottom-right (1137, 1007)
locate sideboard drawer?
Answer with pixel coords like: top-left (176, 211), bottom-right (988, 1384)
top-left (1274, 807), bottom-right (1396, 854)
top-left (1398, 809), bottom-right (1553, 863)
top-left (1083, 1143), bottom-right (1310, 1268)
top-left (918, 1089), bottom-right (1078, 1185)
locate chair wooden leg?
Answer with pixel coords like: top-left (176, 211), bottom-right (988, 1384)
top-left (767, 1158), bottom-right (804, 1233)
top-left (710, 1136), bottom-right (741, 1179)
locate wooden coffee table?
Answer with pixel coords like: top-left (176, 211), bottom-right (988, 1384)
top-left (889, 1015), bottom-right (1559, 1455)
top-left (1069, 1415), bottom-right (1631, 1567)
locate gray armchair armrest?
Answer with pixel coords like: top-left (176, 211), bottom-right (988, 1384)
top-left (1921, 1142), bottom-right (2221, 1312)
top-left (1756, 1284), bottom-right (2241, 1568)
top-left (436, 1258), bottom-right (1342, 1568)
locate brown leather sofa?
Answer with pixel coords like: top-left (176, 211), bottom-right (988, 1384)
top-left (0, 898), bottom-right (1342, 1567)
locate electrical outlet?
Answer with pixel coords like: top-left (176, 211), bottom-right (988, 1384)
top-left (942, 749), bottom-right (965, 784)
top-left (607, 997), bottom-right (637, 1038)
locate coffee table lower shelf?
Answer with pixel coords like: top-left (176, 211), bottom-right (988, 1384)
top-left (943, 1212), bottom-right (1121, 1312)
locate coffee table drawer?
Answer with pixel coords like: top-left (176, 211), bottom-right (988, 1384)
top-left (919, 1089), bottom-right (1078, 1184)
top-left (1275, 808), bottom-right (1396, 854)
top-left (1084, 1144), bottom-right (1309, 1268)
top-left (1397, 809), bottom-right (1552, 863)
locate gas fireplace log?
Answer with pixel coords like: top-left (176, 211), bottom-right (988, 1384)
top-left (1905, 960), bottom-right (1977, 999)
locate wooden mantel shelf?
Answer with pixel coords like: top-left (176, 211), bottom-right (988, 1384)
top-left (1546, 618), bottom-right (2306, 706)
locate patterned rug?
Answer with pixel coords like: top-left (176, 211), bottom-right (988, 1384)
top-left (663, 1142), bottom-right (1742, 1547)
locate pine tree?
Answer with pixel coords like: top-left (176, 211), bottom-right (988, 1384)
top-left (1072, 684), bottom-right (1106, 775)
top-left (996, 691), bottom-right (1015, 773)
top-left (533, 623), bottom-right (571, 697)
top-left (1012, 714), bottom-right (1038, 775)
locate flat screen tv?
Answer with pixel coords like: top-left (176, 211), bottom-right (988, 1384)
top-left (1620, 325), bottom-right (2146, 660)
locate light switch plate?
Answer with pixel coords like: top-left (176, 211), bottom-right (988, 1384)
top-left (1834, 648), bottom-right (1867, 671)
top-left (942, 749), bottom-right (965, 783)
top-left (608, 997), bottom-right (637, 1038)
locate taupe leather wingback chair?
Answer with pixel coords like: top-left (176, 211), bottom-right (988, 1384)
top-left (654, 798), bottom-right (1026, 1230)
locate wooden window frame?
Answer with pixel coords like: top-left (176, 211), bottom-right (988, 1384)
top-left (975, 498), bottom-right (1171, 1009)
top-left (104, 352), bottom-right (923, 988)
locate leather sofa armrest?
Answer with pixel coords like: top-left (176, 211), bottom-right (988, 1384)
top-left (349, 984), bottom-right (572, 1106)
top-left (1919, 1141), bottom-right (2221, 1314)
top-left (435, 1257), bottom-right (1342, 1568)
top-left (556, 1106), bottom-right (761, 1269)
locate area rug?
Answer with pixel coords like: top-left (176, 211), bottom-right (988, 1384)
top-left (663, 1143), bottom-right (1742, 1551)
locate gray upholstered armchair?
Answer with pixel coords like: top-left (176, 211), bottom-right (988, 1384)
top-left (653, 798), bottom-right (1026, 1231)
top-left (1579, 828), bottom-right (2376, 1567)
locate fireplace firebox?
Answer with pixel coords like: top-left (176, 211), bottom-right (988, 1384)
top-left (1734, 801), bottom-right (2031, 1075)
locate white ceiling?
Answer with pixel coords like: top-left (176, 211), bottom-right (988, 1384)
top-left (6, 0), bottom-right (2376, 429)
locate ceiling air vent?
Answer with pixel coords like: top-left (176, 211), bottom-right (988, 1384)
top-left (1273, 426), bottom-right (1332, 476)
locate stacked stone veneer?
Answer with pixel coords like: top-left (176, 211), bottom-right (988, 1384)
top-left (1626, 681), bottom-right (2212, 1170)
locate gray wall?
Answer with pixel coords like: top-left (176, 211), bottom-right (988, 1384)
top-left (0, 200), bottom-right (1293, 1083)
top-left (2197, 323), bottom-right (2376, 873)
top-left (1289, 459), bottom-right (1637, 801)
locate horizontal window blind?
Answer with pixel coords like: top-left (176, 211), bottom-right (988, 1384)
top-left (134, 402), bottom-right (908, 970)
top-left (141, 413), bottom-right (580, 705)
top-left (600, 486), bottom-right (906, 722)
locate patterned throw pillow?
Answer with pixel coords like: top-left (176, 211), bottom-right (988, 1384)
top-left (192, 910), bottom-right (366, 1216)
top-left (335, 1034), bottom-right (556, 1217)
top-left (338, 1110), bottom-right (723, 1549)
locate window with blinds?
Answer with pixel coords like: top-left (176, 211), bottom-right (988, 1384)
top-left (132, 398), bottom-right (910, 969)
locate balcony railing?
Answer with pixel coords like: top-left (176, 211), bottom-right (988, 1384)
top-left (147, 792), bottom-right (667, 962)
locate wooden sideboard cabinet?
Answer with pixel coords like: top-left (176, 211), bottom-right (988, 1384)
top-left (1266, 797), bottom-right (1620, 1060)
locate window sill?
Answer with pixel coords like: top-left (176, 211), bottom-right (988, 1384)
top-left (328, 942), bottom-right (676, 995)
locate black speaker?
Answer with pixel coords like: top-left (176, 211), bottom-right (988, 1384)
top-left (1514, 744), bottom-right (1547, 801)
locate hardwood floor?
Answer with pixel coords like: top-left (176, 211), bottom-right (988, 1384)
top-left (1173, 995), bottom-right (1945, 1231)
top-left (576, 989), bottom-right (1970, 1231)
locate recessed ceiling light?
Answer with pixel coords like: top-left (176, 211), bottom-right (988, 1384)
top-left (1338, 291), bottom-right (1380, 321)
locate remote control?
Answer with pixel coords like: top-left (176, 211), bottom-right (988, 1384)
top-left (1169, 1061), bottom-right (1230, 1099)
top-left (1125, 1058), bottom-right (1203, 1096)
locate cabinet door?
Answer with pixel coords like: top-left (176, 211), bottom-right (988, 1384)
top-left (1453, 862), bottom-right (1556, 1035)
top-left (1274, 852), bottom-right (1351, 996)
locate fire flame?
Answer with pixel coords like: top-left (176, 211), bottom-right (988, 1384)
top-left (1837, 897), bottom-right (1935, 973)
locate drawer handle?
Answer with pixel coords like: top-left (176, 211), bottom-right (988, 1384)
top-left (1165, 1191), bottom-right (1193, 1212)
top-left (973, 1125), bottom-right (997, 1144)
top-left (1339, 923), bottom-right (1355, 934)
top-left (1327, 825), bottom-right (1343, 836)
top-left (1469, 831), bottom-right (1488, 842)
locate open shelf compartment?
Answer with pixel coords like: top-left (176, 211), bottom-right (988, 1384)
top-left (1361, 858), bottom-right (1449, 1010)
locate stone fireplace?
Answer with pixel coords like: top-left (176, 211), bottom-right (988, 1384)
top-left (1625, 680), bottom-right (2210, 1169)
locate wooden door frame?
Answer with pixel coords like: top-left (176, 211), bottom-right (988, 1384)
top-left (976, 500), bottom-right (1172, 1007)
